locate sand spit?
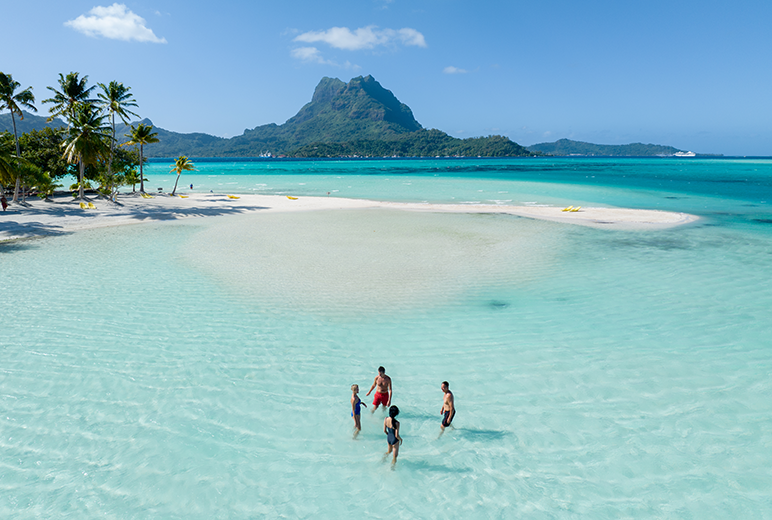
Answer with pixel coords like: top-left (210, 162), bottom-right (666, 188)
top-left (0, 192), bottom-right (697, 242)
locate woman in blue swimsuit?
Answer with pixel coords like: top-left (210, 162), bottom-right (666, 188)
top-left (383, 405), bottom-right (402, 465)
top-left (351, 384), bottom-right (367, 438)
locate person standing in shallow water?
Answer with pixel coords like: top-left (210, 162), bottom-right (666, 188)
top-left (439, 381), bottom-right (455, 436)
top-left (350, 384), bottom-right (366, 438)
top-left (366, 366), bottom-right (392, 413)
top-left (383, 405), bottom-right (402, 465)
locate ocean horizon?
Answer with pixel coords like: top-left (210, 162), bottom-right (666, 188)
top-left (2, 157), bottom-right (771, 518)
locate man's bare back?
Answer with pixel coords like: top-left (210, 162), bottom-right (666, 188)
top-left (440, 381), bottom-right (455, 433)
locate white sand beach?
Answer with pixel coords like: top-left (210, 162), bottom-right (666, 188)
top-left (0, 192), bottom-right (698, 242)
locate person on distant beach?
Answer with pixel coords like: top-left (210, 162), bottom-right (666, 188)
top-left (189, 184), bottom-right (193, 190)
top-left (383, 405), bottom-right (402, 465)
top-left (366, 366), bottom-right (392, 413)
top-left (439, 381), bottom-right (455, 436)
top-left (351, 384), bottom-right (367, 438)
top-left (1, 194), bottom-right (7, 211)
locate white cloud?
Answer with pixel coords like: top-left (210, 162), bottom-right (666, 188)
top-left (443, 66), bottom-right (468, 74)
top-left (291, 47), bottom-right (360, 70)
top-left (294, 25), bottom-right (426, 51)
top-left (65, 3), bottom-right (167, 43)
top-left (291, 47), bottom-right (331, 64)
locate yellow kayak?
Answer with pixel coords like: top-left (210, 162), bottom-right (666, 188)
top-left (287, 196), bottom-right (298, 200)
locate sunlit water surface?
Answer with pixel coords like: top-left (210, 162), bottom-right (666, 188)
top-left (2, 158), bottom-right (772, 518)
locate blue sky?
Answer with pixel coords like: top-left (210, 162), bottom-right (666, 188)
top-left (4, 0), bottom-right (772, 155)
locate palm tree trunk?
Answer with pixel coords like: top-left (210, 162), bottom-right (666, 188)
top-left (79, 161), bottom-right (85, 200)
top-left (172, 173), bottom-right (181, 196)
top-left (139, 144), bottom-right (145, 193)
top-left (108, 112), bottom-right (115, 199)
top-left (10, 110), bottom-right (20, 203)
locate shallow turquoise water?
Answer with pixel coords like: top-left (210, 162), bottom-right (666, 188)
top-left (2, 158), bottom-right (772, 518)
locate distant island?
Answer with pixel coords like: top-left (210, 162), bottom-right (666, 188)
top-left (1, 76), bottom-right (715, 158)
top-left (527, 138), bottom-right (717, 157)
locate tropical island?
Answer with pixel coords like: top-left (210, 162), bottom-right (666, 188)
top-left (1, 69), bottom-right (710, 209)
top-left (526, 138), bottom-right (716, 157)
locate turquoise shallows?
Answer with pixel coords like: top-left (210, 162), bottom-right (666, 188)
top-left (2, 157), bottom-right (771, 518)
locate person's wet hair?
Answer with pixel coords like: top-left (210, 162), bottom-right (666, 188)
top-left (378, 366), bottom-right (385, 373)
top-left (442, 381), bottom-right (449, 388)
top-left (389, 405), bottom-right (399, 418)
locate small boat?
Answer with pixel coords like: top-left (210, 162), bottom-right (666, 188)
top-left (227, 195), bottom-right (240, 199)
top-left (287, 196), bottom-right (298, 200)
top-left (562, 206), bottom-right (574, 212)
top-left (569, 206), bottom-right (581, 212)
top-left (87, 202), bottom-right (96, 209)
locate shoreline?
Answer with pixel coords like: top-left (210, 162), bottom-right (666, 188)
top-left (0, 192), bottom-right (698, 243)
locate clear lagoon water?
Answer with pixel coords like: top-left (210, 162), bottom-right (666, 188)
top-left (2, 158), bottom-right (771, 518)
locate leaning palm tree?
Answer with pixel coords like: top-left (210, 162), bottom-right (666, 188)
top-left (123, 123), bottom-right (158, 194)
top-left (170, 156), bottom-right (195, 196)
top-left (62, 103), bottom-right (110, 200)
top-left (43, 72), bottom-right (96, 128)
top-left (98, 81), bottom-right (139, 199)
top-left (0, 72), bottom-right (37, 203)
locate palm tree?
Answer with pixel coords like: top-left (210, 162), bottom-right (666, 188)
top-left (0, 72), bottom-right (37, 203)
top-left (170, 156), bottom-right (195, 195)
top-left (0, 134), bottom-right (16, 191)
top-left (62, 103), bottom-right (110, 200)
top-left (98, 81), bottom-right (138, 199)
top-left (123, 123), bottom-right (158, 194)
top-left (43, 72), bottom-right (96, 128)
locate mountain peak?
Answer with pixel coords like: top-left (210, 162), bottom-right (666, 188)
top-left (294, 75), bottom-right (421, 133)
top-left (311, 77), bottom-right (346, 104)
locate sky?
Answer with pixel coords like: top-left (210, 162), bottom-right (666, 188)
top-left (4, 0), bottom-right (772, 155)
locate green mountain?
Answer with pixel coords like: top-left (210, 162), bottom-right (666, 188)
top-left (527, 138), bottom-right (695, 157)
top-left (0, 111), bottom-right (65, 134)
top-left (115, 75), bottom-right (532, 158)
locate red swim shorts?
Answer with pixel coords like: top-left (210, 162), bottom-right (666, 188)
top-left (373, 392), bottom-right (389, 407)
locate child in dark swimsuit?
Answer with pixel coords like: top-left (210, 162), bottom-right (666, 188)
top-left (383, 405), bottom-right (402, 465)
top-left (351, 384), bottom-right (366, 438)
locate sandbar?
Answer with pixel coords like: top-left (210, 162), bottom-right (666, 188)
top-left (0, 192), bottom-right (697, 242)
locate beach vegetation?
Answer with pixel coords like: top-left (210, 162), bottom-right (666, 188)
top-left (0, 132), bottom-right (17, 189)
top-left (98, 81), bottom-right (139, 199)
top-left (0, 72), bottom-right (37, 203)
top-left (62, 102), bottom-right (111, 200)
top-left (123, 123), bottom-right (159, 194)
top-left (33, 172), bottom-right (62, 201)
top-left (123, 169), bottom-right (145, 193)
top-left (170, 156), bottom-right (195, 196)
top-left (18, 127), bottom-right (72, 180)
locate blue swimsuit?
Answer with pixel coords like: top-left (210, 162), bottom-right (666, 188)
top-left (352, 397), bottom-right (361, 417)
top-left (386, 419), bottom-right (399, 445)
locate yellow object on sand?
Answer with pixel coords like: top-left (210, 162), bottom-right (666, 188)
top-left (570, 206), bottom-right (581, 212)
top-left (227, 195), bottom-right (240, 199)
top-left (87, 202), bottom-right (96, 209)
top-left (141, 192), bottom-right (154, 199)
top-left (287, 196), bottom-right (298, 200)
top-left (562, 206), bottom-right (574, 212)
top-left (79, 202), bottom-right (87, 209)
top-left (179, 195), bottom-right (188, 198)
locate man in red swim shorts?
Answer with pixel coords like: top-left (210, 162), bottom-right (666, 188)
top-left (366, 366), bottom-right (392, 413)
